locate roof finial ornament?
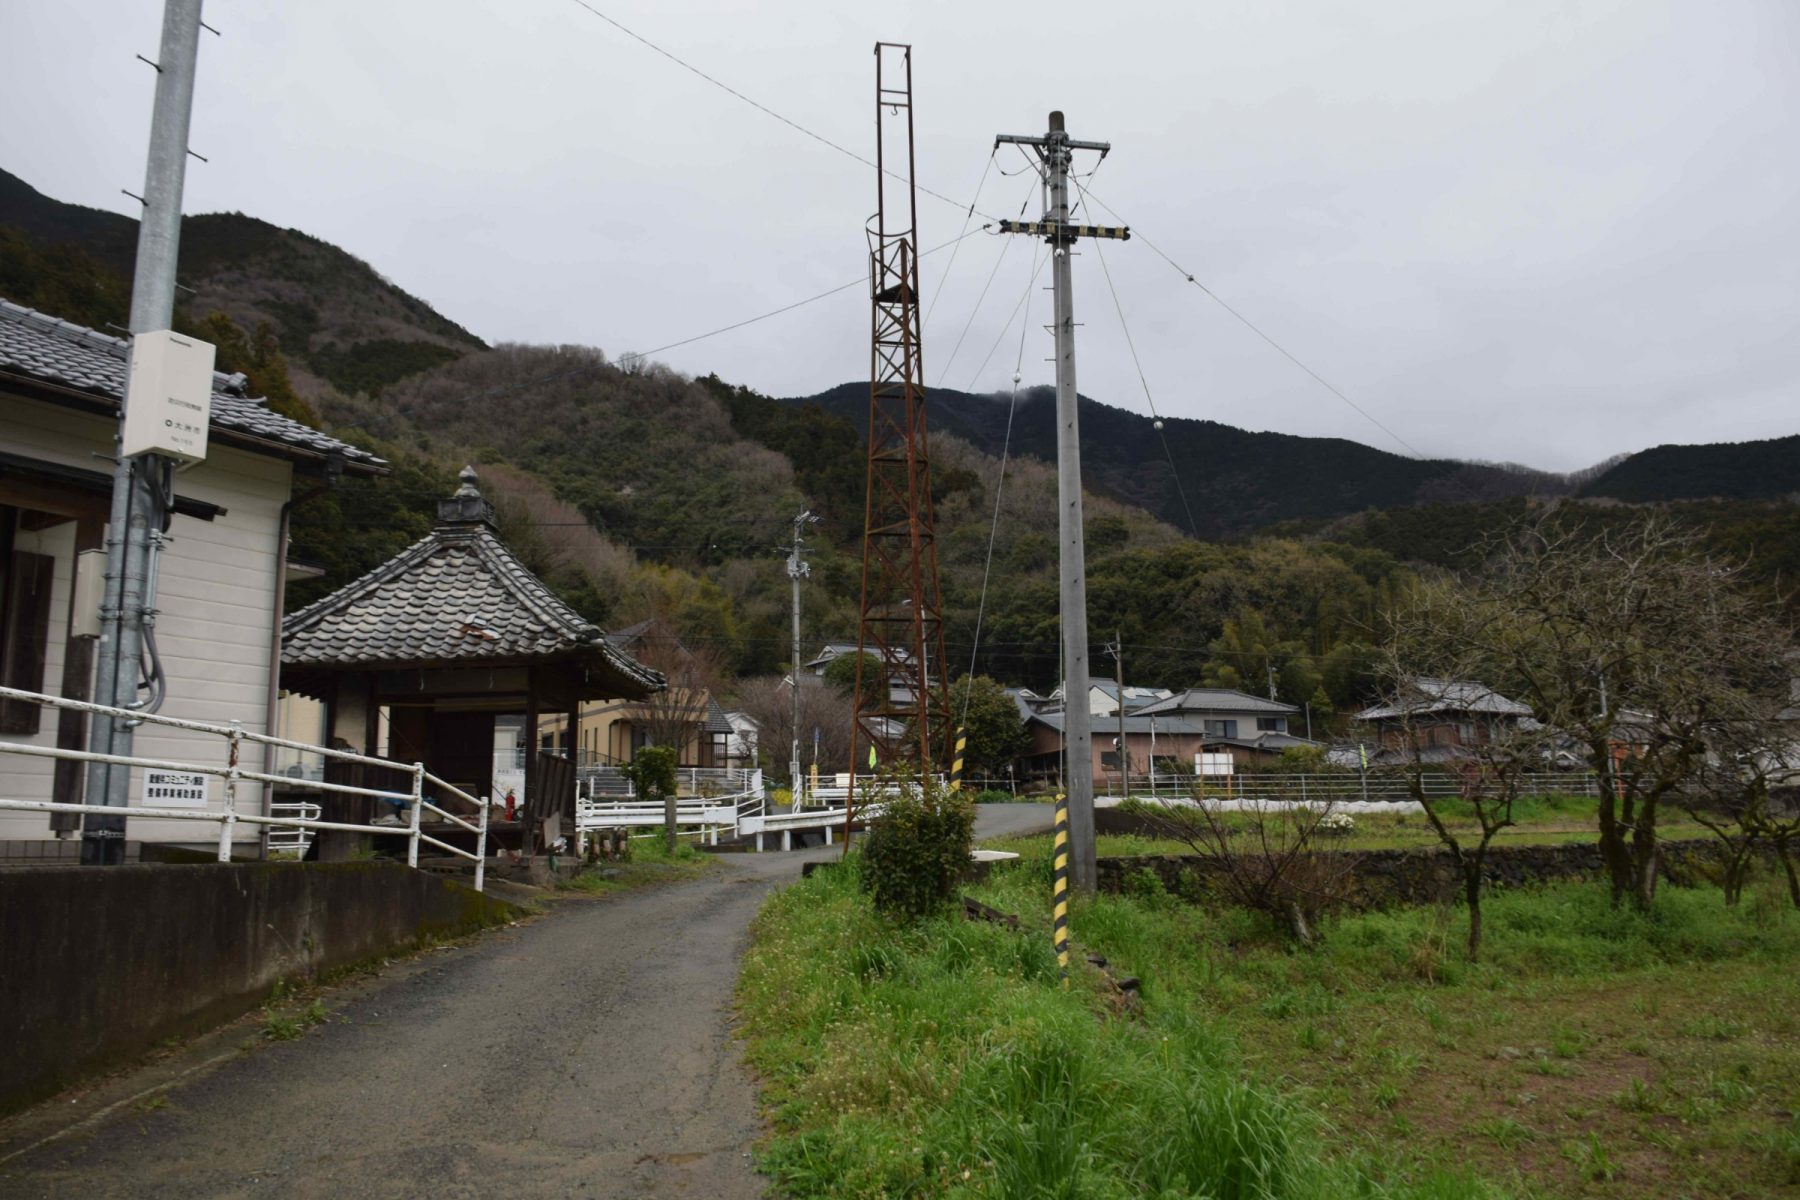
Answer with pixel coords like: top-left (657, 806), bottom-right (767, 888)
top-left (438, 465), bottom-right (496, 528)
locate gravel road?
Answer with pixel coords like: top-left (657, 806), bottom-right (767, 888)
top-left (0, 806), bottom-right (1045, 1199)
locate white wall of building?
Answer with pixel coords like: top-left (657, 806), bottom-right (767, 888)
top-left (1, 395), bottom-right (291, 847)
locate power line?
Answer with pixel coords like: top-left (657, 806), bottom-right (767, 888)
top-left (445, 226), bottom-right (987, 408)
top-left (922, 149), bottom-right (996, 335)
top-left (1071, 175), bottom-right (1198, 537)
top-left (1078, 186), bottom-right (1430, 462)
top-left (932, 172), bottom-right (1042, 385)
top-left (562, 0), bottom-right (991, 220)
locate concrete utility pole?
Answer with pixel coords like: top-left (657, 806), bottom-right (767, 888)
top-left (83, 0), bottom-right (207, 865)
top-left (1111, 635), bottom-right (1126, 795)
top-left (787, 511), bottom-right (819, 804)
top-left (995, 112), bottom-right (1127, 894)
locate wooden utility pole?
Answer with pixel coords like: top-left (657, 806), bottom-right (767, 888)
top-left (994, 113), bottom-right (1127, 894)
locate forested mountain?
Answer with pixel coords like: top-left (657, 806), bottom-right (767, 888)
top-left (1576, 434), bottom-right (1800, 503)
top-left (787, 382), bottom-right (1571, 538)
top-left (0, 168), bottom-right (482, 398)
top-left (4, 167), bottom-right (1793, 717)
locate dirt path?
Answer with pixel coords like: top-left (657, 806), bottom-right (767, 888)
top-left (0, 849), bottom-right (830, 1199)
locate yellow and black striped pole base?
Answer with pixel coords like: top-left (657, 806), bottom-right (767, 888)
top-left (950, 726), bottom-right (967, 791)
top-left (1053, 794), bottom-right (1071, 987)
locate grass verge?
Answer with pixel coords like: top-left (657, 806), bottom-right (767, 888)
top-left (559, 836), bottom-right (719, 896)
top-left (742, 837), bottom-right (1800, 1198)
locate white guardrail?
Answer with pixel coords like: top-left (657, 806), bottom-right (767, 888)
top-left (0, 685), bottom-right (490, 891)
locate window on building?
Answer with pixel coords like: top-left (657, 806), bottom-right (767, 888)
top-left (1203, 719), bottom-right (1238, 739)
top-left (0, 506), bottom-right (56, 735)
top-left (1256, 716), bottom-right (1287, 733)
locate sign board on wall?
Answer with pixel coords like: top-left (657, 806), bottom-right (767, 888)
top-left (143, 770), bottom-right (209, 808)
top-left (121, 330), bottom-right (216, 462)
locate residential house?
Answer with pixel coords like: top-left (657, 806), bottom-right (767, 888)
top-left (1354, 678), bottom-right (1533, 765)
top-left (538, 618), bottom-right (733, 767)
top-left (1019, 686), bottom-right (1316, 786)
top-left (1044, 679), bottom-right (1173, 718)
top-left (0, 299), bottom-right (383, 857)
top-left (722, 710), bottom-right (759, 769)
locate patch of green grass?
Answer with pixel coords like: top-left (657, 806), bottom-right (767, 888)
top-left (560, 836), bottom-right (717, 895)
top-left (741, 852), bottom-right (1501, 1199)
top-left (261, 997), bottom-right (328, 1042)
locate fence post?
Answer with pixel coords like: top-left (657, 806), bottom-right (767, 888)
top-left (218, 721), bottom-right (243, 862)
top-left (474, 794), bottom-right (488, 893)
top-left (407, 762), bottom-right (424, 869)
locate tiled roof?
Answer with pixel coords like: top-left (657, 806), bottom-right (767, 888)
top-left (283, 469), bottom-right (661, 692)
top-left (1131, 688), bottom-right (1300, 717)
top-left (1355, 678), bottom-right (1531, 721)
top-left (0, 298), bottom-right (384, 470)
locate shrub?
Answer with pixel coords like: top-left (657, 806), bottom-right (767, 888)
top-left (972, 787), bottom-right (1012, 805)
top-left (858, 777), bottom-right (976, 921)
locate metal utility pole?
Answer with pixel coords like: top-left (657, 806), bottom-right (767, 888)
top-left (995, 112), bottom-right (1126, 894)
top-left (787, 510), bottom-right (819, 805)
top-left (849, 42), bottom-right (953, 841)
top-left (83, 0), bottom-right (207, 865)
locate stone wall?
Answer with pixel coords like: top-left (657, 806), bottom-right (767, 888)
top-left (0, 861), bottom-right (519, 1117)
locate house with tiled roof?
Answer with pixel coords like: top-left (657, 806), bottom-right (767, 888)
top-left (1354, 678), bottom-right (1533, 765)
top-left (0, 298), bottom-right (382, 858)
top-left (536, 616), bottom-right (735, 769)
top-left (1019, 686), bottom-right (1320, 786)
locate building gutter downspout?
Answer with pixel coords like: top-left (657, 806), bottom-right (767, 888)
top-left (260, 461), bottom-right (339, 857)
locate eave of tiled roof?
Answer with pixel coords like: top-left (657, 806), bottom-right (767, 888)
top-left (282, 520), bottom-right (662, 694)
top-left (0, 298), bottom-right (385, 472)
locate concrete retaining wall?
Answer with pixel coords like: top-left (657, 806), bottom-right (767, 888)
top-left (0, 862), bottom-right (519, 1117)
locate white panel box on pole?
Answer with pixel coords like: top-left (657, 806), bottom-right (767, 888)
top-left (120, 329), bottom-right (215, 462)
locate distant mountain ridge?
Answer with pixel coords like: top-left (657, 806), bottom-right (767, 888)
top-left (0, 167), bottom-right (483, 398)
top-left (6, 165), bottom-right (1792, 541)
top-left (1576, 434), bottom-right (1800, 503)
top-left (787, 382), bottom-right (1573, 539)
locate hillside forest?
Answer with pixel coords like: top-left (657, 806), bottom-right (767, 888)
top-left (4, 169), bottom-right (1797, 748)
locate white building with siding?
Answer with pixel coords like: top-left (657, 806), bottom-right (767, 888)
top-left (0, 300), bottom-right (383, 857)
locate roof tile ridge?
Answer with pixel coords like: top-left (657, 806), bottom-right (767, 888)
top-left (282, 529), bottom-right (442, 635)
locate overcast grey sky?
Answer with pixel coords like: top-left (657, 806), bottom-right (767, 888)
top-left (4, 0), bottom-right (1795, 471)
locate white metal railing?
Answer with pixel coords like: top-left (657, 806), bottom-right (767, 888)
top-left (267, 799), bottom-right (322, 856)
top-left (577, 764), bottom-right (760, 798)
top-left (0, 685), bottom-right (489, 891)
top-left (576, 769), bottom-right (764, 847)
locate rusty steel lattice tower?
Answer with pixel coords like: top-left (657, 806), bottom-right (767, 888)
top-left (849, 42), bottom-right (951, 808)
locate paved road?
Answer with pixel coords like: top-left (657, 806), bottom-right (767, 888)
top-left (972, 800), bottom-right (1055, 840)
top-left (0, 806), bottom-right (1049, 1199)
top-left (0, 849), bottom-right (830, 1199)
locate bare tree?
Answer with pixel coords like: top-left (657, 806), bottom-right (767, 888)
top-left (1135, 794), bottom-right (1355, 947)
top-left (1378, 584), bottom-right (1562, 957)
top-left (1424, 516), bottom-right (1793, 910)
top-left (729, 673), bottom-right (856, 786)
top-left (617, 622), bottom-right (728, 764)
top-left (1680, 700), bottom-right (1800, 906)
